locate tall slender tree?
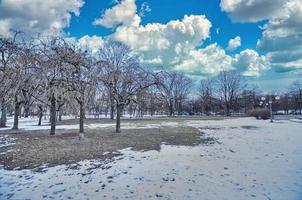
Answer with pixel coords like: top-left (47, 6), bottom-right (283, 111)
top-left (97, 41), bottom-right (156, 133)
top-left (0, 32), bottom-right (20, 128)
top-left (214, 70), bottom-right (245, 116)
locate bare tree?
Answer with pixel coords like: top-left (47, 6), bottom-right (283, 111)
top-left (240, 86), bottom-right (259, 114)
top-left (214, 70), bottom-right (245, 116)
top-left (156, 71), bottom-right (192, 116)
top-left (0, 32), bottom-right (20, 128)
top-left (173, 72), bottom-right (192, 114)
top-left (155, 71), bottom-right (176, 116)
top-left (199, 79), bottom-right (213, 115)
top-left (35, 37), bottom-right (71, 135)
top-left (62, 40), bottom-right (96, 138)
top-left (290, 80), bottom-right (302, 115)
top-left (97, 41), bottom-right (156, 133)
top-left (277, 92), bottom-right (290, 114)
top-left (11, 38), bottom-right (39, 129)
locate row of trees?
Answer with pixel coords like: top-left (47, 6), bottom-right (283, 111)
top-left (1, 33), bottom-right (301, 135)
top-left (0, 33), bottom-right (195, 135)
top-left (198, 78), bottom-right (302, 116)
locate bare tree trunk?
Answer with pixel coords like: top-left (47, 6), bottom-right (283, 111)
top-left (12, 96), bottom-right (20, 130)
top-left (38, 105), bottom-right (43, 126)
top-left (24, 104), bottom-right (30, 118)
top-left (133, 104), bottom-right (137, 118)
top-left (79, 102), bottom-right (85, 139)
top-left (18, 106), bottom-right (22, 119)
top-left (50, 93), bottom-right (56, 135)
top-left (137, 104), bottom-right (141, 118)
top-left (116, 104), bottom-right (123, 133)
top-left (56, 111), bottom-right (59, 122)
top-left (225, 103), bottom-right (230, 116)
top-left (38, 112), bottom-right (43, 126)
top-left (109, 91), bottom-right (115, 120)
top-left (299, 91), bottom-right (302, 115)
top-left (59, 111), bottom-right (62, 121)
top-left (105, 107), bottom-right (108, 117)
top-left (110, 101), bottom-right (114, 120)
top-left (150, 106), bottom-right (154, 116)
top-left (0, 100), bottom-right (7, 128)
top-left (129, 103), bottom-right (133, 119)
top-left (168, 101), bottom-right (173, 117)
top-left (140, 107), bottom-right (144, 118)
top-left (150, 94), bottom-right (154, 116)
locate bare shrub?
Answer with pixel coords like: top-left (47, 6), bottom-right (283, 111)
top-left (248, 108), bottom-right (270, 120)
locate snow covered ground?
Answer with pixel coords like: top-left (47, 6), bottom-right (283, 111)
top-left (0, 116), bottom-right (79, 131)
top-left (0, 116), bottom-right (182, 132)
top-left (1, 117), bottom-right (302, 200)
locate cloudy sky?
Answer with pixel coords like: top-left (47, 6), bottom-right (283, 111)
top-left (0, 0), bottom-right (301, 92)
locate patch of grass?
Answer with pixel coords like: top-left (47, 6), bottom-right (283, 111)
top-left (0, 126), bottom-right (204, 170)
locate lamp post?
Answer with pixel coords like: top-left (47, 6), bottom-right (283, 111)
top-left (269, 96), bottom-right (273, 122)
top-left (260, 95), bottom-right (280, 122)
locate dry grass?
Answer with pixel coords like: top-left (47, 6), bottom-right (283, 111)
top-left (0, 126), bottom-right (206, 170)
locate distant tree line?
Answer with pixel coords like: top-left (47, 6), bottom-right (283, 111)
top-left (0, 33), bottom-right (301, 135)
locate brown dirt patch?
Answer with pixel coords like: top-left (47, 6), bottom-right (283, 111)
top-left (0, 126), bottom-right (206, 170)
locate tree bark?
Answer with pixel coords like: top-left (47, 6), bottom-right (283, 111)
top-left (38, 105), bottom-right (43, 126)
top-left (225, 104), bottom-right (230, 116)
top-left (79, 102), bottom-right (85, 135)
top-left (105, 107), bottom-right (108, 117)
top-left (50, 93), bottom-right (56, 135)
top-left (150, 94), bottom-right (154, 116)
top-left (59, 111), bottom-right (62, 121)
top-left (0, 100), bottom-right (7, 128)
top-left (116, 104), bottom-right (123, 133)
top-left (18, 106), bottom-right (22, 119)
top-left (168, 100), bottom-right (173, 117)
top-left (110, 93), bottom-right (114, 120)
top-left (24, 104), bottom-right (30, 118)
top-left (299, 91), bottom-right (302, 115)
top-left (110, 101), bottom-right (114, 120)
top-left (12, 96), bottom-right (20, 130)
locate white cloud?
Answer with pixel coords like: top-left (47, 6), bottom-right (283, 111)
top-left (0, 19), bottom-right (10, 37)
top-left (257, 0), bottom-right (302, 49)
top-left (94, 0), bottom-right (270, 77)
top-left (0, 0), bottom-right (84, 36)
top-left (175, 43), bottom-right (233, 76)
top-left (93, 0), bottom-right (140, 28)
top-left (258, 0), bottom-right (302, 71)
top-left (233, 49), bottom-right (270, 77)
top-left (112, 14), bottom-right (211, 54)
top-left (175, 45), bottom-right (270, 77)
top-left (141, 56), bottom-right (163, 65)
top-left (227, 36), bottom-right (241, 51)
top-left (220, 0), bottom-right (286, 22)
top-left (221, 0), bottom-right (302, 72)
top-left (94, 0), bottom-right (212, 71)
top-left (112, 14), bottom-right (213, 72)
top-left (78, 35), bottom-right (104, 54)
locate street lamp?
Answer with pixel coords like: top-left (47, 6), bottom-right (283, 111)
top-left (261, 95), bottom-right (280, 122)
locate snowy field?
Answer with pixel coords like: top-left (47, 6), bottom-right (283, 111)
top-left (1, 117), bottom-right (302, 200)
top-left (0, 116), bottom-right (183, 131)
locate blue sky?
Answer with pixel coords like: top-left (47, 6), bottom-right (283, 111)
top-left (1, 0), bottom-right (301, 92)
top-left (67, 0), bottom-right (262, 53)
